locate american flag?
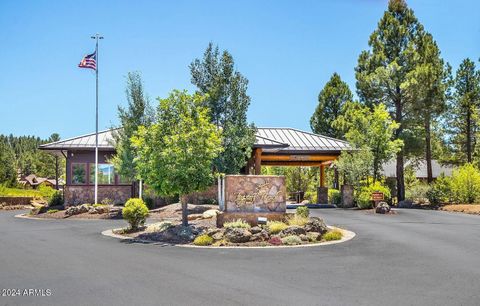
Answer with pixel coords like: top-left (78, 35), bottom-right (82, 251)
top-left (78, 51), bottom-right (96, 70)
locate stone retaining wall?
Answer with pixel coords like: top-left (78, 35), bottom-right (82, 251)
top-left (64, 185), bottom-right (132, 206)
top-left (0, 197), bottom-right (35, 206)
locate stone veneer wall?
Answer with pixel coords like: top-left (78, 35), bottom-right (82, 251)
top-left (225, 175), bottom-right (286, 213)
top-left (64, 185), bottom-right (132, 206)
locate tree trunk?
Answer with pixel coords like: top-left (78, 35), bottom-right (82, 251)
top-left (181, 195), bottom-right (188, 227)
top-left (395, 92), bottom-right (405, 202)
top-left (334, 166), bottom-right (339, 190)
top-left (467, 110), bottom-right (472, 163)
top-left (425, 114), bottom-right (433, 184)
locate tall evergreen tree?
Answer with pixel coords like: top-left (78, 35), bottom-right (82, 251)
top-left (111, 72), bottom-right (153, 182)
top-left (190, 43), bottom-right (256, 174)
top-left (355, 0), bottom-right (425, 201)
top-left (449, 58), bottom-right (480, 164)
top-left (406, 32), bottom-right (451, 183)
top-left (310, 73), bottom-right (352, 138)
top-left (0, 138), bottom-right (16, 186)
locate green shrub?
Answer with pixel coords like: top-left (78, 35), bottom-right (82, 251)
top-left (193, 234), bottom-right (213, 246)
top-left (287, 215), bottom-right (309, 226)
top-left (47, 209), bottom-right (59, 214)
top-left (281, 235), bottom-right (302, 245)
top-left (101, 197), bottom-right (114, 206)
top-left (38, 184), bottom-right (56, 199)
top-left (323, 230), bottom-right (343, 241)
top-left (427, 174), bottom-right (452, 205)
top-left (223, 219), bottom-right (251, 229)
top-left (143, 197), bottom-right (155, 210)
top-left (406, 183), bottom-right (430, 204)
top-left (450, 163), bottom-right (480, 204)
top-left (295, 206), bottom-right (309, 218)
top-left (122, 198), bottom-right (149, 230)
top-left (328, 189), bottom-right (341, 205)
top-left (303, 190), bottom-right (316, 203)
top-left (48, 191), bottom-right (63, 207)
top-left (93, 203), bottom-right (108, 208)
top-left (356, 181), bottom-right (391, 209)
top-left (267, 221), bottom-right (288, 234)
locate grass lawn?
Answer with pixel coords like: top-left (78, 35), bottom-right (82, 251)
top-left (0, 186), bottom-right (54, 198)
top-left (440, 204), bottom-right (480, 215)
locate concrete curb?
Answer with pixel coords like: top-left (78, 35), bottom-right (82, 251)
top-left (101, 226), bottom-right (356, 249)
top-left (14, 213), bottom-right (118, 222)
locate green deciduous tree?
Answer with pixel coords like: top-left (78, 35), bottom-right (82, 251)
top-left (334, 102), bottom-right (403, 182)
top-left (310, 73), bottom-right (352, 138)
top-left (190, 43), bottom-right (256, 174)
top-left (111, 72), bottom-right (153, 183)
top-left (132, 90), bottom-right (222, 226)
top-left (448, 58), bottom-right (480, 164)
top-left (355, 0), bottom-right (425, 201)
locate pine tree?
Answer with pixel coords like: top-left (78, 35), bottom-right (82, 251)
top-left (111, 72), bottom-right (153, 182)
top-left (310, 73), bottom-right (352, 139)
top-left (449, 58), bottom-right (480, 164)
top-left (190, 43), bottom-right (256, 174)
top-left (406, 32), bottom-right (451, 183)
top-left (355, 0), bottom-right (425, 201)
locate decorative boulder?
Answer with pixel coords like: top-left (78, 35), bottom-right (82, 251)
top-left (212, 231), bottom-right (224, 241)
top-left (202, 209), bottom-right (219, 219)
top-left (250, 226), bottom-right (262, 234)
top-left (250, 229), bottom-right (269, 242)
top-left (187, 213), bottom-right (203, 221)
top-left (280, 226), bottom-right (306, 237)
top-left (375, 202), bottom-right (391, 214)
top-left (225, 228), bottom-right (252, 243)
top-left (306, 232), bottom-right (321, 242)
top-left (304, 217), bottom-right (328, 235)
top-left (299, 234), bottom-right (309, 242)
top-left (78, 204), bottom-right (90, 214)
top-left (397, 200), bottom-right (413, 208)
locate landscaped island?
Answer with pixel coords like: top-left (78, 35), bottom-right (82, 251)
top-left (110, 201), bottom-right (344, 247)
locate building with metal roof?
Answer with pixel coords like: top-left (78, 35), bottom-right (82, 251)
top-left (40, 127), bottom-right (350, 205)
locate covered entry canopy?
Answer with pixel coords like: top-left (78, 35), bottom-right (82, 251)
top-left (248, 128), bottom-right (350, 187)
top-left (39, 127), bottom-right (350, 187)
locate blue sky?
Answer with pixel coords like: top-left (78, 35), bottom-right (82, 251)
top-left (0, 0), bottom-right (478, 140)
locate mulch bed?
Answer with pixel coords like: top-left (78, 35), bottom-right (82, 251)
top-left (29, 203), bottom-right (218, 221)
top-left (32, 210), bottom-right (123, 220)
top-left (440, 204), bottom-right (480, 215)
top-left (148, 203), bottom-right (218, 220)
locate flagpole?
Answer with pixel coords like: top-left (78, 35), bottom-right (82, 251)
top-left (91, 33), bottom-right (103, 204)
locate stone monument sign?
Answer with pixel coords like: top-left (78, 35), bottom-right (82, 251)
top-left (224, 175), bottom-right (286, 213)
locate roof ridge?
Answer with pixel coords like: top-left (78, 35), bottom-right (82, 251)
top-left (258, 127), bottom-right (350, 145)
top-left (39, 128), bottom-right (119, 147)
top-left (287, 127), bottom-right (350, 145)
top-left (256, 134), bottom-right (288, 145)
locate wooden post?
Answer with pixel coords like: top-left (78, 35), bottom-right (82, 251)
top-left (319, 165), bottom-right (325, 187)
top-left (254, 148), bottom-right (262, 175)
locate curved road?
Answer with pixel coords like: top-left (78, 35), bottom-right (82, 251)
top-left (1, 209), bottom-right (479, 306)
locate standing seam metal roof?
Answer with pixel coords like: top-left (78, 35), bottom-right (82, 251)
top-left (39, 127), bottom-right (350, 153)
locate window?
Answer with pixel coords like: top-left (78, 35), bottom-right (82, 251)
top-left (71, 163), bottom-right (87, 184)
top-left (90, 164), bottom-right (115, 185)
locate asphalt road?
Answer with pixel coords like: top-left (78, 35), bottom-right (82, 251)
top-left (1, 208), bottom-right (479, 306)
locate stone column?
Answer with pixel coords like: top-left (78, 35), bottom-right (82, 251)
top-left (317, 186), bottom-right (328, 204)
top-left (341, 184), bottom-right (354, 208)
